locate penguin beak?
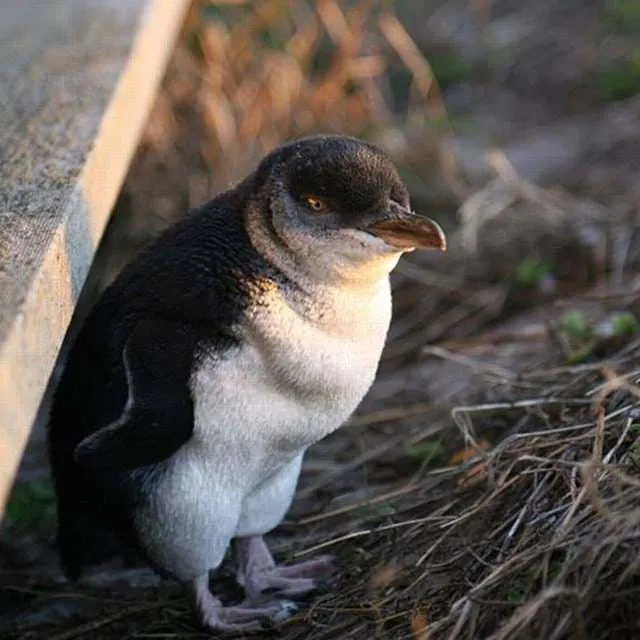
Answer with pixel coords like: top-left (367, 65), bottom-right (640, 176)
top-left (361, 201), bottom-right (447, 251)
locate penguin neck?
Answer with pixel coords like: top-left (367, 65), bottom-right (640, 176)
top-left (242, 199), bottom-right (396, 340)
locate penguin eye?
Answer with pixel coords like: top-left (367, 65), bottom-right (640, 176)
top-left (305, 196), bottom-right (329, 213)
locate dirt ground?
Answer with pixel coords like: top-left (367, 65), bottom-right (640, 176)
top-left (3, 1), bottom-right (640, 638)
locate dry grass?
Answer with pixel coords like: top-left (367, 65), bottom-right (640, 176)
top-left (135, 0), bottom-right (464, 199)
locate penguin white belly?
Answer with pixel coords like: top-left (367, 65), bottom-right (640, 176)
top-left (191, 277), bottom-right (393, 477)
top-left (137, 278), bottom-right (392, 580)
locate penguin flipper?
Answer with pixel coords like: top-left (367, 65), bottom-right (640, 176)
top-left (74, 316), bottom-right (203, 470)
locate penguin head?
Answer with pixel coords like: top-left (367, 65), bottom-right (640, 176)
top-left (243, 135), bottom-right (446, 283)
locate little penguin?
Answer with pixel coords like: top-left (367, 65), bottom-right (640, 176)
top-left (47, 134), bottom-right (446, 632)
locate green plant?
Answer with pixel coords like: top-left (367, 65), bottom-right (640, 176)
top-left (405, 440), bottom-right (446, 466)
top-left (604, 0), bottom-right (640, 33)
top-left (628, 437), bottom-right (640, 466)
top-left (504, 578), bottom-right (528, 604)
top-left (516, 258), bottom-right (554, 289)
top-left (599, 51), bottom-right (640, 102)
top-left (560, 310), bottom-right (591, 339)
top-left (5, 480), bottom-right (55, 527)
top-left (609, 311), bottom-right (640, 336)
top-left (429, 53), bottom-right (474, 89)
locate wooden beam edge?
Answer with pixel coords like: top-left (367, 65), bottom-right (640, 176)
top-left (0, 0), bottom-right (193, 512)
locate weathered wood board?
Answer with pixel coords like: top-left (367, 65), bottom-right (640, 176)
top-left (0, 0), bottom-right (192, 513)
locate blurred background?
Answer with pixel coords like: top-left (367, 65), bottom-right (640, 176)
top-left (94, 0), bottom-right (640, 328)
top-left (3, 1), bottom-right (640, 638)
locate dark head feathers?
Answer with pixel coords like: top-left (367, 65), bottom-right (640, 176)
top-left (242, 134), bottom-right (411, 219)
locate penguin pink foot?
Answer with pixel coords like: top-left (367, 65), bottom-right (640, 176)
top-left (190, 573), bottom-right (297, 632)
top-left (235, 536), bottom-right (334, 600)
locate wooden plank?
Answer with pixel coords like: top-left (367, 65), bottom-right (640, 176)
top-left (0, 0), bottom-right (192, 512)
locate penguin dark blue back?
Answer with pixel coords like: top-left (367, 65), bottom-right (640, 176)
top-left (47, 134), bottom-right (446, 632)
top-left (48, 186), bottom-right (269, 576)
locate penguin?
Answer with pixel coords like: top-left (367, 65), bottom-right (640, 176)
top-left (47, 134), bottom-right (446, 632)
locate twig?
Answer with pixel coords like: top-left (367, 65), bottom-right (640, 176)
top-left (421, 345), bottom-right (518, 380)
top-left (293, 514), bottom-right (457, 557)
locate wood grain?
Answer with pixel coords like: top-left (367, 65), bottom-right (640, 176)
top-left (0, 0), bottom-right (192, 512)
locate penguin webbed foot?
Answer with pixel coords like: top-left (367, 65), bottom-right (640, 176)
top-left (235, 536), bottom-right (334, 601)
top-left (190, 573), bottom-right (296, 633)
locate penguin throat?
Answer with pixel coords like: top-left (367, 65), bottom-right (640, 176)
top-left (245, 199), bottom-right (399, 291)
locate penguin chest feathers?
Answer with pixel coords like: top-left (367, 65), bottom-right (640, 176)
top-left (190, 276), bottom-right (392, 459)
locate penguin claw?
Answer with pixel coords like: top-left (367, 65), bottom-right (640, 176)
top-left (199, 600), bottom-right (296, 633)
top-left (249, 558), bottom-right (335, 600)
top-left (192, 575), bottom-right (297, 633)
top-left (274, 599), bottom-right (298, 621)
top-left (236, 538), bottom-right (335, 603)
top-left (257, 600), bottom-right (298, 630)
